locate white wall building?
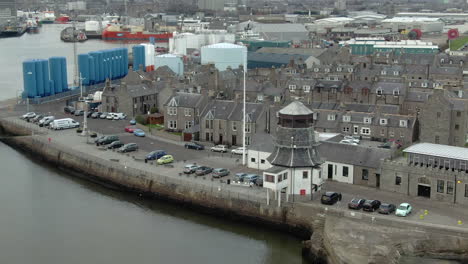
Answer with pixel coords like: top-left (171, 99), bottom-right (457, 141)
top-left (201, 42), bottom-right (246, 71)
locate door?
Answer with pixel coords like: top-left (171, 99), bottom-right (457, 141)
top-left (219, 134), bottom-right (223, 144)
top-left (375, 173), bottom-right (380, 188)
top-left (328, 164), bottom-right (333, 179)
top-left (232, 135), bottom-right (237, 146)
top-left (417, 184), bottom-right (431, 198)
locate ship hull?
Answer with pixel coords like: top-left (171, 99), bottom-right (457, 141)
top-left (102, 31), bottom-right (172, 42)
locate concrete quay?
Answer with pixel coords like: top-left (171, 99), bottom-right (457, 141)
top-left (1, 115), bottom-right (468, 263)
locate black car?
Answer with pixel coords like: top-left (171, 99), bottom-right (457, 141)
top-left (185, 142), bottom-right (205, 150)
top-left (195, 166), bottom-right (212, 176)
top-left (64, 106), bottom-right (75, 113)
top-left (254, 177), bottom-right (263, 187)
top-left (96, 135), bottom-right (119, 146)
top-left (348, 198), bottom-right (366, 210)
top-left (74, 110), bottom-right (84, 116)
top-left (107, 140), bottom-right (124, 149)
top-left (117, 143), bottom-right (138, 153)
top-left (378, 203), bottom-right (396, 214)
top-left (320, 192), bottom-right (342, 205)
top-left (362, 200), bottom-right (382, 212)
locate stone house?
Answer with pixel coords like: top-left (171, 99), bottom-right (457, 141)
top-left (164, 92), bottom-right (208, 132)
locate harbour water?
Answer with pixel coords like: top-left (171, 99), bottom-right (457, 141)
top-left (0, 25), bottom-right (304, 263)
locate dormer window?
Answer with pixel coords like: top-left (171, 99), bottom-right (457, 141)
top-left (380, 118), bottom-right (387, 125)
top-left (364, 117), bottom-right (372, 124)
top-left (303, 85), bottom-right (311, 92)
top-left (337, 67), bottom-right (342, 72)
top-left (325, 68), bottom-right (330, 72)
top-left (393, 89), bottom-right (400, 96)
top-left (288, 84), bottom-right (296, 91)
top-left (440, 58), bottom-right (445, 63)
top-left (314, 68), bottom-right (319, 72)
top-left (408, 82), bottom-right (412, 87)
top-left (348, 68), bottom-right (353, 73)
top-left (343, 115), bottom-right (351, 122)
top-left (393, 71), bottom-right (399, 76)
top-left (327, 114), bottom-right (336, 121)
top-left (325, 76), bottom-right (331, 81)
top-left (333, 76), bottom-right (338, 81)
top-left (381, 70), bottom-right (386, 75)
top-left (421, 82), bottom-right (428, 88)
top-left (377, 88), bottom-right (383, 95)
top-left (400, 120), bottom-right (408, 127)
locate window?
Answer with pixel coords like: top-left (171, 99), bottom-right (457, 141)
top-left (245, 123), bottom-right (251, 133)
top-left (283, 172), bottom-right (288, 180)
top-left (261, 159), bottom-right (265, 164)
top-left (399, 120), bottom-right (407, 127)
top-left (250, 157), bottom-right (256, 162)
top-left (219, 121), bottom-right (223, 130)
top-left (168, 107), bottom-right (177, 115)
top-left (395, 176), bottom-right (401, 185)
top-left (303, 85), bottom-right (311, 92)
top-left (325, 68), bottom-right (330, 72)
top-left (265, 174), bottom-right (274, 183)
top-left (421, 82), bottom-right (428, 87)
top-left (327, 114), bottom-right (336, 121)
top-left (274, 96), bottom-right (281, 102)
top-left (393, 71), bottom-right (399, 76)
top-left (348, 68), bottom-right (353, 73)
top-left (246, 136), bottom-right (251, 145)
top-left (353, 126), bottom-right (359, 134)
top-left (185, 121), bottom-right (192, 129)
top-left (393, 89), bottom-right (399, 96)
top-left (377, 88), bottom-right (383, 95)
top-left (381, 70), bottom-right (386, 75)
top-left (278, 174), bottom-right (283, 182)
top-left (362, 169), bottom-right (368, 180)
top-left (314, 68), bottom-right (319, 72)
top-left (342, 127), bottom-right (350, 132)
top-left (343, 115), bottom-right (351, 122)
top-left (337, 67), bottom-right (342, 72)
top-left (380, 118), bottom-right (387, 125)
top-left (455, 124), bottom-right (460, 130)
top-left (447, 181), bottom-right (454, 195)
top-left (361, 127), bottom-right (370, 135)
top-left (437, 112), bottom-right (441, 118)
top-left (232, 122), bottom-right (237, 131)
top-left (435, 135), bottom-right (440, 144)
top-left (288, 84), bottom-right (296, 91)
top-left (457, 111), bottom-right (461, 117)
top-left (303, 171), bottom-right (308, 179)
top-left (437, 180), bottom-right (445, 193)
top-left (342, 166), bottom-right (349, 177)
top-left (169, 120), bottom-right (177, 129)
top-left (364, 117), bottom-right (372, 124)
top-left (380, 128), bottom-right (385, 136)
top-left (389, 131), bottom-right (394, 137)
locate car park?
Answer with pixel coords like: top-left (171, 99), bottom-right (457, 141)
top-left (74, 110), bottom-right (84, 116)
top-left (50, 118), bottom-right (80, 130)
top-left (133, 129), bottom-right (145, 137)
top-left (231, 147), bottom-right (247, 155)
top-left (184, 142), bottom-right (205, 150)
top-left (378, 203), bottom-right (396, 215)
top-left (183, 164), bottom-right (199, 174)
top-left (212, 168), bottom-right (229, 178)
top-left (129, 119), bottom-right (136, 125)
top-left (146, 150), bottom-right (167, 161)
top-left (321, 192), bottom-right (342, 205)
top-left (95, 135), bottom-right (119, 146)
top-left (234, 173), bottom-right (248, 182)
top-left (64, 106), bottom-right (75, 114)
top-left (362, 200), bottom-right (381, 212)
top-left (396, 203), bottom-right (412, 217)
top-left (243, 174), bottom-right (259, 184)
top-left (107, 141), bottom-right (124, 149)
top-left (195, 166), bottom-right (212, 176)
top-left (117, 143), bottom-right (138, 153)
top-left (210, 145), bottom-right (228, 153)
top-left (100, 112), bottom-right (108, 119)
top-left (91, 112), bottom-right (102, 119)
top-left (157, 155), bottom-right (174, 165)
top-left (348, 198), bottom-right (366, 210)
top-left (125, 126), bottom-right (136, 133)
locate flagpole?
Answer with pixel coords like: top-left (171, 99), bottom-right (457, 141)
top-left (242, 47), bottom-right (247, 166)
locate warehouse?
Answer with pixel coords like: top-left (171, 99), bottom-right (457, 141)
top-left (381, 17), bottom-right (444, 33)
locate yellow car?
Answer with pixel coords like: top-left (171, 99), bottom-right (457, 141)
top-left (157, 155), bottom-right (174, 165)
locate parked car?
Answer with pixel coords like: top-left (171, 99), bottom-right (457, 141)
top-left (21, 112), bottom-right (36, 120)
top-left (184, 142), bottom-right (205, 150)
top-left (321, 192), bottom-right (342, 205)
top-left (125, 126), bottom-right (136, 133)
top-left (146, 150), bottom-right (167, 161)
top-left (378, 142), bottom-right (392, 149)
top-left (106, 113), bottom-right (115, 120)
top-left (39, 116), bottom-right (54, 127)
top-left (31, 114), bottom-right (44, 123)
top-left (133, 129), bottom-right (145, 137)
top-left (210, 145), bottom-right (228, 153)
top-left (91, 112), bottom-right (102, 119)
top-left (395, 203), bottom-right (412, 217)
top-left (378, 203), bottom-right (396, 215)
top-left (50, 118), bottom-right (80, 130)
top-left (231, 147), bottom-right (247, 155)
top-left (64, 106), bottom-right (75, 114)
top-left (95, 135), bottom-right (119, 146)
top-left (117, 143), bottom-right (138, 153)
top-left (243, 174), bottom-right (259, 184)
top-left (343, 135), bottom-right (360, 144)
top-left (94, 135), bottom-right (105, 144)
top-left (86, 111), bottom-right (93, 118)
top-left (74, 110), bottom-right (84, 116)
top-left (129, 119), bottom-right (136, 125)
top-left (362, 200), bottom-right (381, 212)
top-left (348, 198), bottom-right (366, 210)
top-left (234, 173), bottom-right (248, 182)
top-left (183, 164), bottom-right (199, 174)
top-left (339, 139), bottom-right (358, 145)
top-left (157, 155), bottom-right (174, 165)
top-left (195, 166), bottom-right (212, 176)
top-left (99, 112), bottom-right (108, 119)
top-left (254, 177), bottom-right (263, 187)
top-left (212, 168), bottom-right (230, 178)
top-left (107, 140), bottom-right (124, 149)
top-left (113, 113), bottom-right (126, 120)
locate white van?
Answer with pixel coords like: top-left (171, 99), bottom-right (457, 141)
top-left (50, 118), bottom-right (80, 130)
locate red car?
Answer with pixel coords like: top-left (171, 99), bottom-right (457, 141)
top-left (125, 126), bottom-right (136, 133)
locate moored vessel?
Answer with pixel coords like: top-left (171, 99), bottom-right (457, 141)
top-left (102, 25), bottom-right (172, 42)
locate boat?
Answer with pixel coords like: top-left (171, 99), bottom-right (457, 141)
top-left (60, 27), bottom-right (87, 42)
top-left (1, 20), bottom-right (27, 37)
top-left (55, 15), bottom-right (70, 23)
top-left (84, 20), bottom-right (102, 39)
top-left (102, 24), bottom-right (172, 42)
top-left (26, 19), bottom-right (39, 33)
top-left (40, 11), bottom-right (55, 24)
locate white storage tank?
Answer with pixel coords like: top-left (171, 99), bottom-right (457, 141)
top-left (201, 43), bottom-right (246, 71)
top-left (155, 54), bottom-right (184, 76)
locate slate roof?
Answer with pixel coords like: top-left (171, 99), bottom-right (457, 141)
top-left (268, 147), bottom-right (322, 167)
top-left (279, 101), bottom-right (313, 115)
top-left (404, 143), bottom-right (468, 162)
top-left (228, 102), bottom-right (265, 122)
top-left (248, 52), bottom-right (311, 64)
top-left (201, 100), bottom-right (237, 120)
top-left (256, 47), bottom-right (327, 57)
top-left (406, 91), bottom-right (431, 102)
top-left (317, 141), bottom-right (392, 168)
top-left (372, 81), bottom-right (406, 95)
top-left (249, 132), bottom-right (275, 152)
top-left (126, 84), bottom-right (158, 97)
top-left (165, 92), bottom-right (204, 108)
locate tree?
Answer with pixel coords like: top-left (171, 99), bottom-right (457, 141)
top-left (150, 106), bottom-right (158, 114)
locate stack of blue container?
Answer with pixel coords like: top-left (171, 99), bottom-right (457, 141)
top-left (78, 48), bottom-right (129, 86)
top-left (132, 45), bottom-right (146, 71)
top-left (22, 57), bottom-right (67, 98)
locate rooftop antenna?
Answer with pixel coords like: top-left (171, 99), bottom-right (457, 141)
top-left (73, 20), bottom-right (79, 87)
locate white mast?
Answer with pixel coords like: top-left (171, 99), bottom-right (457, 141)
top-left (242, 48), bottom-right (247, 165)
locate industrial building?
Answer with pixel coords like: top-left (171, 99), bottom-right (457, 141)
top-left (381, 17), bottom-right (444, 33)
top-left (340, 39), bottom-right (439, 55)
top-left (201, 43), bottom-right (247, 71)
top-left (155, 54), bottom-right (184, 76)
top-left (235, 21), bottom-right (309, 42)
top-left (169, 31), bottom-right (235, 56)
top-left (0, 0), bottom-right (15, 19)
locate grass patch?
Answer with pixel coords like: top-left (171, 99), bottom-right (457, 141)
top-left (450, 36), bottom-right (468, 51)
top-left (169, 131), bottom-right (182, 136)
top-left (146, 124), bottom-right (164, 130)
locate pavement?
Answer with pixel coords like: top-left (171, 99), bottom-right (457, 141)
top-left (4, 106), bottom-right (468, 230)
